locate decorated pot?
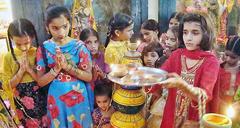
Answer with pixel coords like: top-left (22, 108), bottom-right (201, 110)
top-left (111, 111), bottom-right (145, 128)
top-left (112, 88), bottom-right (145, 114)
top-left (121, 51), bottom-right (142, 65)
top-left (202, 113), bottom-right (232, 128)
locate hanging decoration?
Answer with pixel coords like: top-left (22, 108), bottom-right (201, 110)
top-left (217, 0), bottom-right (234, 44)
top-left (70, 0), bottom-right (97, 39)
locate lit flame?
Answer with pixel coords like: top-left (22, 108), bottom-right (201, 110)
top-left (136, 40), bottom-right (141, 46)
top-left (226, 106), bottom-right (235, 118)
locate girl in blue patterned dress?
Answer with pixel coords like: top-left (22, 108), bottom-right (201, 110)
top-left (36, 5), bottom-right (93, 128)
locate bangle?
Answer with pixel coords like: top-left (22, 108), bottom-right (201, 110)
top-left (50, 68), bottom-right (58, 77)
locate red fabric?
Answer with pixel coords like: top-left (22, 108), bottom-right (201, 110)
top-left (219, 66), bottom-right (240, 94)
top-left (159, 49), bottom-right (220, 128)
top-left (218, 65), bottom-right (240, 103)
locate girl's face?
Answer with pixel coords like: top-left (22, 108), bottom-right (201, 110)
top-left (169, 18), bottom-right (179, 28)
top-left (48, 14), bottom-right (70, 43)
top-left (117, 23), bottom-right (134, 41)
top-left (183, 22), bottom-right (203, 51)
top-left (96, 95), bottom-right (111, 111)
top-left (165, 30), bottom-right (178, 51)
top-left (143, 51), bottom-right (159, 67)
top-left (225, 50), bottom-right (240, 66)
top-left (12, 35), bottom-right (32, 51)
top-left (140, 28), bottom-right (158, 43)
top-left (85, 35), bottom-right (99, 55)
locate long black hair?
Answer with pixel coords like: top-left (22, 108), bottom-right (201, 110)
top-left (7, 18), bottom-right (38, 64)
top-left (105, 13), bottom-right (133, 47)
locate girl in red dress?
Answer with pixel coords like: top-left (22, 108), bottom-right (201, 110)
top-left (218, 36), bottom-right (240, 114)
top-left (157, 13), bottom-right (219, 128)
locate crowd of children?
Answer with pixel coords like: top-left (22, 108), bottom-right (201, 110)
top-left (0, 4), bottom-right (240, 128)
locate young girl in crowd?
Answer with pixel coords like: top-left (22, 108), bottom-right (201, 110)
top-left (157, 26), bottom-right (180, 67)
top-left (168, 12), bottom-right (184, 29)
top-left (104, 13), bottom-right (134, 65)
top-left (137, 19), bottom-right (159, 52)
top-left (160, 12), bottom-right (184, 48)
top-left (3, 19), bottom-right (48, 127)
top-left (218, 36), bottom-right (240, 114)
top-left (142, 42), bottom-right (164, 68)
top-left (36, 6), bottom-right (93, 127)
top-left (80, 28), bottom-right (107, 80)
top-left (141, 43), bottom-right (166, 128)
top-left (92, 79), bottom-right (114, 128)
top-left (156, 13), bottom-right (219, 128)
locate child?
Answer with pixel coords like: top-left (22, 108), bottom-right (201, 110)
top-left (157, 13), bottom-right (219, 128)
top-left (156, 26), bottom-right (180, 67)
top-left (2, 19), bottom-right (48, 127)
top-left (164, 26), bottom-right (179, 55)
top-left (160, 12), bottom-right (184, 48)
top-left (168, 12), bottom-right (184, 29)
top-left (141, 43), bottom-right (166, 128)
top-left (36, 6), bottom-right (93, 127)
top-left (142, 42), bottom-right (164, 68)
top-left (92, 79), bottom-right (114, 128)
top-left (104, 13), bottom-right (134, 65)
top-left (137, 19), bottom-right (159, 52)
top-left (218, 36), bottom-right (240, 114)
top-left (80, 28), bottom-right (107, 80)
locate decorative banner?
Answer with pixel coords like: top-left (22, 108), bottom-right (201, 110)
top-left (217, 0), bottom-right (234, 44)
top-left (70, 0), bottom-right (97, 39)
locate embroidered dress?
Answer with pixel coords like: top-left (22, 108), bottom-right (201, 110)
top-left (36, 40), bottom-right (93, 128)
top-left (174, 55), bottom-right (204, 127)
top-left (159, 49), bottom-right (219, 128)
top-left (92, 107), bottom-right (112, 128)
top-left (2, 47), bottom-right (48, 127)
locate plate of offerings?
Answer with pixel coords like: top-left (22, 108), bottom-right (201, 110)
top-left (108, 64), bottom-right (167, 86)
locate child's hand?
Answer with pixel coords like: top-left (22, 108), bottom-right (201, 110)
top-left (22, 52), bottom-right (32, 73)
top-left (59, 54), bottom-right (68, 70)
top-left (54, 48), bottom-right (63, 72)
top-left (19, 52), bottom-right (28, 73)
top-left (55, 48), bottom-right (69, 71)
top-left (160, 33), bottom-right (167, 47)
top-left (163, 48), bottom-right (172, 57)
top-left (159, 73), bottom-right (187, 89)
top-left (93, 65), bottom-right (105, 80)
top-left (95, 65), bottom-right (105, 79)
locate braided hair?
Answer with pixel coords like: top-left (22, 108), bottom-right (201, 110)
top-left (7, 18), bottom-right (38, 65)
top-left (105, 13), bottom-right (133, 47)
